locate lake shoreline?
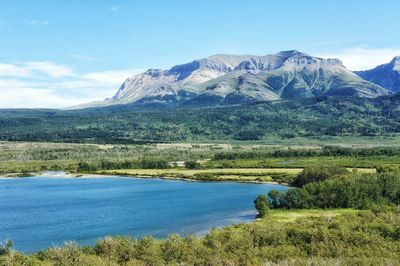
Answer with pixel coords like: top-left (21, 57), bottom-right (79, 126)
top-left (0, 170), bottom-right (289, 185)
top-left (0, 174), bottom-right (288, 253)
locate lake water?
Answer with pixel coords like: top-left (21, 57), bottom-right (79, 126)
top-left (0, 174), bottom-right (288, 252)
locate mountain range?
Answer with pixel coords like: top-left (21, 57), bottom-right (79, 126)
top-left (75, 50), bottom-right (399, 109)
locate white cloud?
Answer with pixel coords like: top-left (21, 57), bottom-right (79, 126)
top-left (24, 19), bottom-right (49, 25)
top-left (0, 87), bottom-right (94, 109)
top-left (108, 6), bottom-right (120, 12)
top-left (0, 63), bottom-right (32, 77)
top-left (0, 61), bottom-right (143, 108)
top-left (317, 47), bottom-right (400, 71)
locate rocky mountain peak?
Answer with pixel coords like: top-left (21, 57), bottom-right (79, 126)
top-left (144, 69), bottom-right (165, 77)
top-left (168, 59), bottom-right (231, 80)
top-left (167, 54), bottom-right (254, 81)
top-left (391, 56), bottom-right (400, 71)
top-left (282, 51), bottom-right (343, 66)
top-left (392, 56), bottom-right (400, 62)
top-left (234, 51), bottom-right (344, 73)
top-left (277, 50), bottom-right (304, 57)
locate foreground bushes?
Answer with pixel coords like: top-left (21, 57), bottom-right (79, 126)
top-left (1, 208), bottom-right (399, 265)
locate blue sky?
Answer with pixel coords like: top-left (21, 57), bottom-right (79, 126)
top-left (1, 0), bottom-right (400, 108)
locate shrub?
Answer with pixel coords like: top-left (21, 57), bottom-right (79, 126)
top-left (185, 160), bottom-right (201, 169)
top-left (254, 195), bottom-right (270, 218)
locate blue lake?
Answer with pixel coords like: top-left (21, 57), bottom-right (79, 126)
top-left (0, 174), bottom-right (288, 252)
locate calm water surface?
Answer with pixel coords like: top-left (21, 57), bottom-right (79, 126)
top-left (0, 174), bottom-right (288, 252)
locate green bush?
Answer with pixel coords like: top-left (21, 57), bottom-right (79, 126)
top-left (254, 194), bottom-right (270, 218)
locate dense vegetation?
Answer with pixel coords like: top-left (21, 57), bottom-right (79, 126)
top-left (0, 95), bottom-right (400, 143)
top-left (262, 171), bottom-right (400, 210)
top-left (1, 207), bottom-right (399, 265)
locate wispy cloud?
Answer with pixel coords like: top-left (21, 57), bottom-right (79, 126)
top-left (0, 61), bottom-right (73, 78)
top-left (24, 19), bottom-right (49, 25)
top-left (26, 61), bottom-right (73, 78)
top-left (108, 5), bottom-right (120, 12)
top-left (317, 46), bottom-right (400, 71)
top-left (0, 61), bottom-right (143, 108)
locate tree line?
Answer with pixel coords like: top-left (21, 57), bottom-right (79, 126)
top-left (77, 158), bottom-right (170, 172)
top-left (0, 96), bottom-right (400, 143)
top-left (214, 146), bottom-right (400, 160)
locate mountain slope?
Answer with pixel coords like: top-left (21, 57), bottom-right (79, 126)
top-left (75, 51), bottom-right (389, 109)
top-left (355, 56), bottom-right (400, 93)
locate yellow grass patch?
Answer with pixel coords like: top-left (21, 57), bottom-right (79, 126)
top-left (263, 209), bottom-right (360, 223)
top-left (101, 168), bottom-right (304, 177)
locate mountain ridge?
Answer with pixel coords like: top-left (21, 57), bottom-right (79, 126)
top-left (355, 56), bottom-right (400, 93)
top-left (73, 50), bottom-right (389, 109)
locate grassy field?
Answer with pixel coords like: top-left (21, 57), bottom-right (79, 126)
top-left (99, 168), bottom-right (303, 183)
top-left (205, 156), bottom-right (398, 168)
top-left (99, 167), bottom-right (376, 183)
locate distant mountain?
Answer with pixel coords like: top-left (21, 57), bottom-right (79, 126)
top-left (75, 50), bottom-right (389, 109)
top-left (355, 56), bottom-right (400, 93)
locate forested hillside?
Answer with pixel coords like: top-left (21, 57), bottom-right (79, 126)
top-left (0, 95), bottom-right (399, 143)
